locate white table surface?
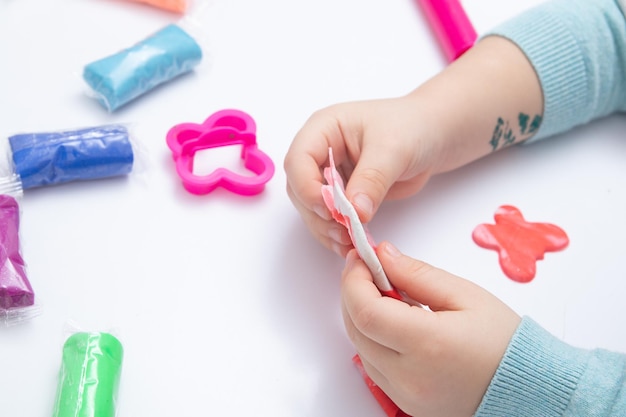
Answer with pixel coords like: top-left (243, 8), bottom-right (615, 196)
top-left (1, 1), bottom-right (625, 416)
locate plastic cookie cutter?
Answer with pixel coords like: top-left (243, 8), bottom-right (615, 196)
top-left (166, 109), bottom-right (275, 195)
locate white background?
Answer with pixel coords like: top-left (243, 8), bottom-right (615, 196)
top-left (1, 0), bottom-right (625, 416)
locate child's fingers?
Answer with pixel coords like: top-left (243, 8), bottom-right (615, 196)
top-left (341, 299), bottom-right (399, 370)
top-left (284, 113), bottom-right (341, 210)
top-left (345, 142), bottom-right (408, 223)
top-left (377, 241), bottom-right (485, 311)
top-left (284, 153), bottom-right (327, 215)
top-left (286, 186), bottom-right (353, 256)
top-left (341, 250), bottom-right (433, 353)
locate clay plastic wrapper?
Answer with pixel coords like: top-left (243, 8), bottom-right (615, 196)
top-left (52, 332), bottom-right (124, 417)
top-left (0, 304), bottom-right (42, 326)
top-left (0, 124), bottom-right (134, 194)
top-left (126, 0), bottom-right (191, 13)
top-left (0, 194), bottom-right (40, 326)
top-left (83, 23), bottom-right (203, 111)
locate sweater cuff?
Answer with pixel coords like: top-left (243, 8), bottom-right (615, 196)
top-left (474, 316), bottom-right (588, 417)
top-left (484, 3), bottom-right (589, 143)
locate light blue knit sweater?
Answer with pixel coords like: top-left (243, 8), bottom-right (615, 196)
top-left (475, 1), bottom-right (626, 415)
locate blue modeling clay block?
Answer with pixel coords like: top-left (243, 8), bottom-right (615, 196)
top-left (83, 24), bottom-right (203, 111)
top-left (8, 125), bottom-right (134, 189)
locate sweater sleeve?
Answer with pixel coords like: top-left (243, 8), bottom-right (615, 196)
top-left (484, 0), bottom-right (626, 143)
top-left (474, 317), bottom-right (626, 416)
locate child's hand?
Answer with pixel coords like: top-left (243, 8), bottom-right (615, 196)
top-left (284, 96), bottom-right (444, 257)
top-left (284, 37), bottom-right (542, 258)
top-left (341, 242), bottom-right (521, 417)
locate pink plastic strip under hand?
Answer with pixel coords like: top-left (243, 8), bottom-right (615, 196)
top-left (166, 109), bottom-right (275, 196)
top-left (416, 0), bottom-right (477, 62)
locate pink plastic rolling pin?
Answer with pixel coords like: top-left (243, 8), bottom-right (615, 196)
top-left (416, 0), bottom-right (477, 62)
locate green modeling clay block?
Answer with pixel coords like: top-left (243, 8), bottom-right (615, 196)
top-left (52, 332), bottom-right (124, 417)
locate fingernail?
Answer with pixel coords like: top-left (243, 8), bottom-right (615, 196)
top-left (384, 242), bottom-right (401, 257)
top-left (332, 242), bottom-right (345, 258)
top-left (328, 227), bottom-right (344, 244)
top-left (345, 249), bottom-right (359, 267)
top-left (353, 193), bottom-right (373, 218)
top-left (314, 204), bottom-right (331, 220)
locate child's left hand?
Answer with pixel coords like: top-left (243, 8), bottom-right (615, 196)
top-left (341, 242), bottom-right (521, 417)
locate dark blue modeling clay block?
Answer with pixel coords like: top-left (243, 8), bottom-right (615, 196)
top-left (8, 125), bottom-right (134, 189)
top-left (83, 23), bottom-right (203, 111)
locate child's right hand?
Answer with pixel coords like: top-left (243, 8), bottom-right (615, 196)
top-left (341, 242), bottom-right (521, 416)
top-left (284, 95), bottom-right (446, 257)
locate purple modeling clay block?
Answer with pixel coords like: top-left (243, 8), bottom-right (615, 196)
top-left (0, 195), bottom-right (34, 309)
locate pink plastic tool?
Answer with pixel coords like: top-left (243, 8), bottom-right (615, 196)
top-left (166, 109), bottom-right (275, 195)
top-left (416, 0), bottom-right (477, 62)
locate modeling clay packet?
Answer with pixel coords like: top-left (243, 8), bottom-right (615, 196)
top-left (0, 124), bottom-right (134, 194)
top-left (83, 23), bottom-right (203, 111)
top-left (0, 194), bottom-right (40, 326)
top-left (52, 331), bottom-right (124, 417)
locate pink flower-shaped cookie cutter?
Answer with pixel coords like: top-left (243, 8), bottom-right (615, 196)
top-left (166, 109), bottom-right (275, 195)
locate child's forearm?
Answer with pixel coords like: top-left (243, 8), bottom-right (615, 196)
top-left (406, 35), bottom-right (543, 174)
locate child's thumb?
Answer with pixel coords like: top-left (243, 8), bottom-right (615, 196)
top-left (377, 241), bottom-right (479, 311)
top-left (345, 147), bottom-right (404, 222)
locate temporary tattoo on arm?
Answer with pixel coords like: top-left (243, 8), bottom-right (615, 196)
top-left (489, 112), bottom-right (542, 151)
top-left (528, 114), bottom-right (542, 134)
top-left (518, 113), bottom-right (529, 134)
top-left (489, 117), bottom-right (504, 151)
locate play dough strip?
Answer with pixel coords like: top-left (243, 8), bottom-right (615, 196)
top-left (321, 148), bottom-right (401, 299)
